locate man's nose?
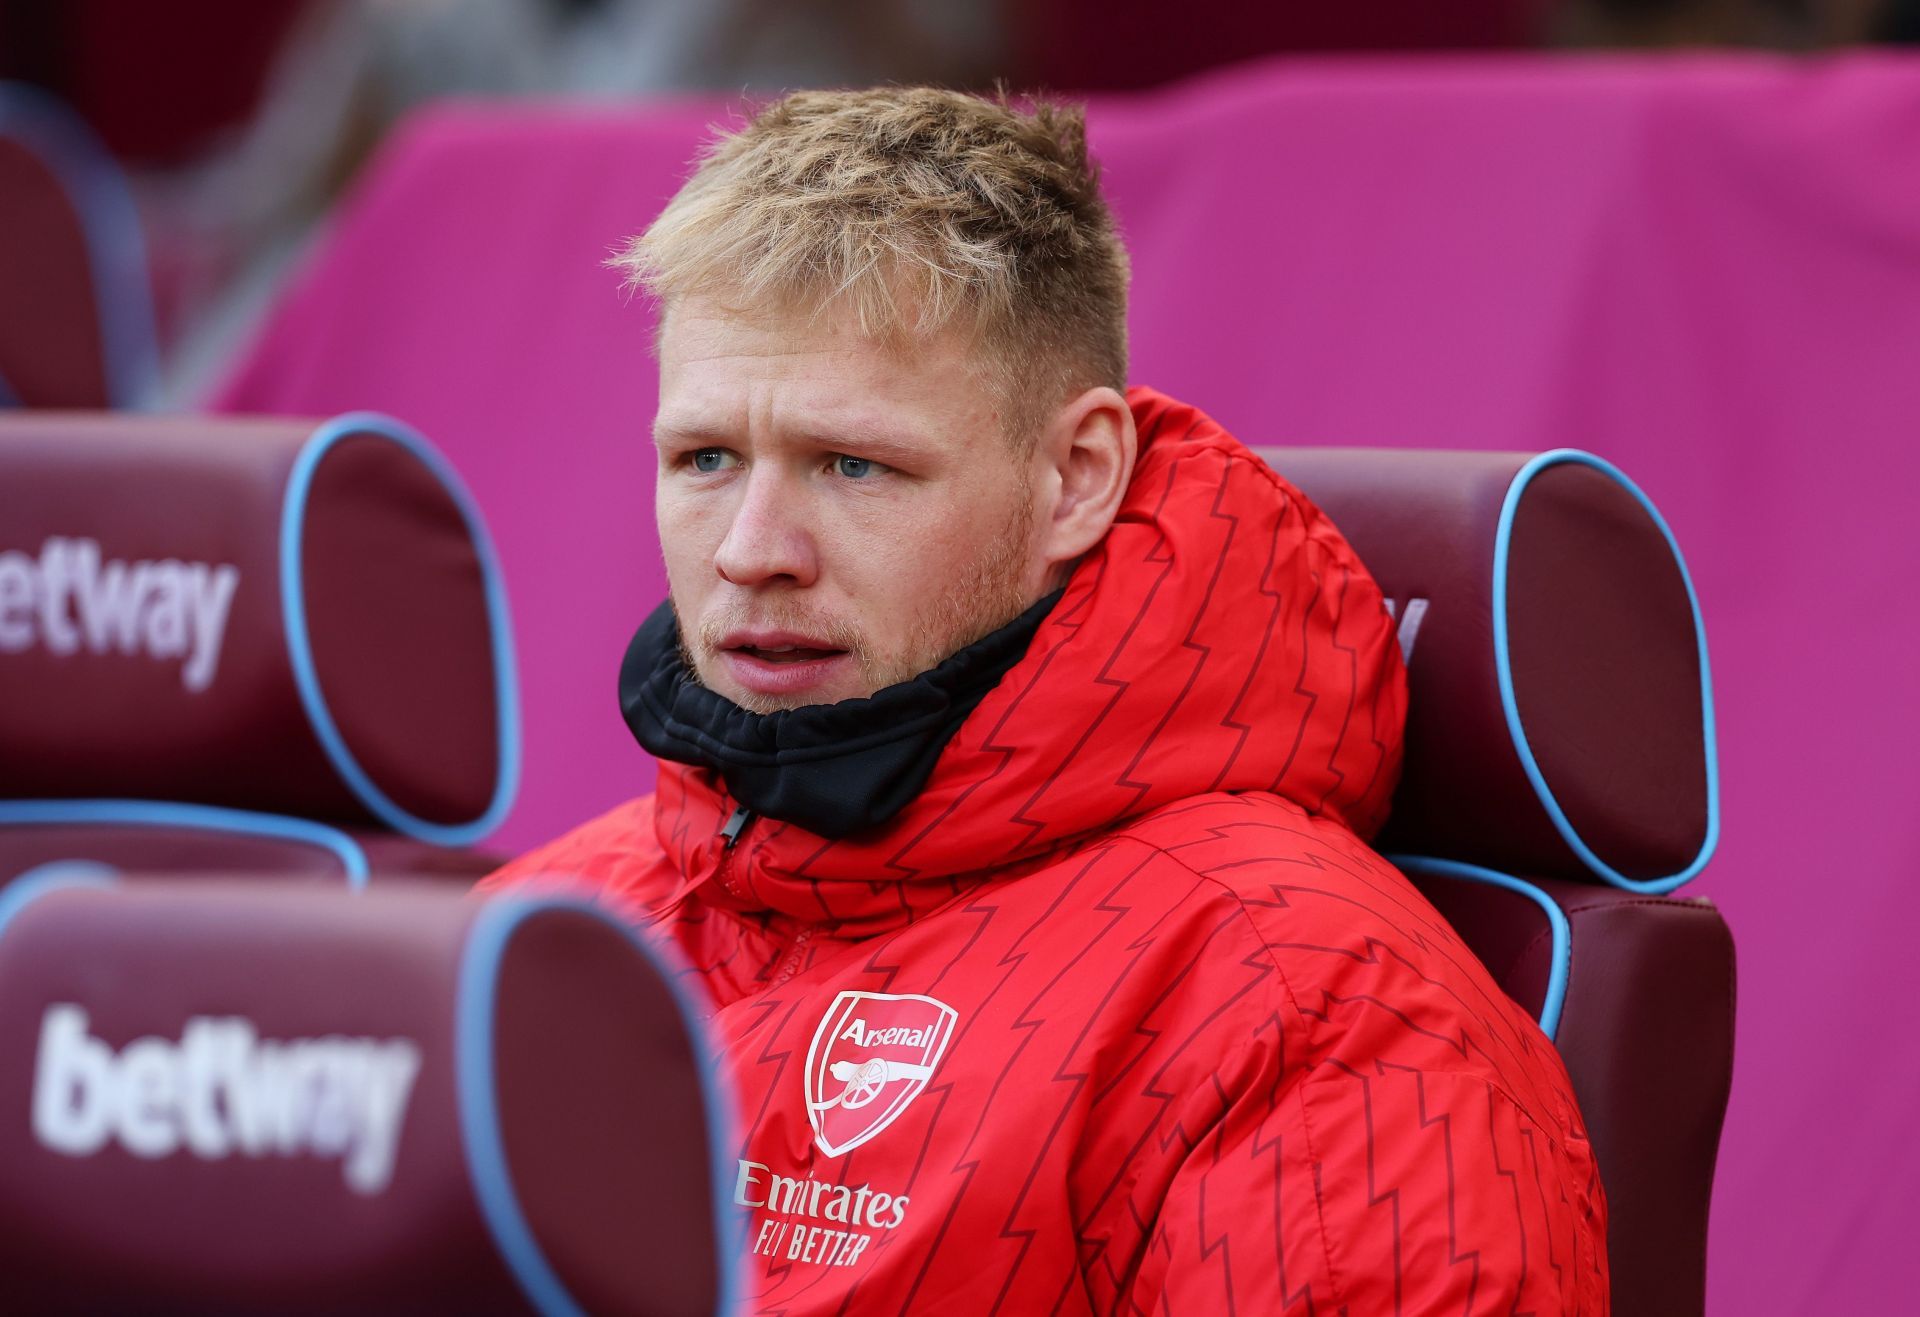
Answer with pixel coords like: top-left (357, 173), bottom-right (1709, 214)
top-left (713, 466), bottom-right (818, 587)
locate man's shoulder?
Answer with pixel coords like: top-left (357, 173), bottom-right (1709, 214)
top-left (475, 794), bottom-right (665, 895)
top-left (1106, 789), bottom-right (1398, 903)
top-left (1107, 791), bottom-right (1491, 997)
top-left (1077, 788), bottom-right (1430, 977)
top-left (1103, 790), bottom-right (1510, 1033)
top-left (1107, 791), bottom-right (1578, 1125)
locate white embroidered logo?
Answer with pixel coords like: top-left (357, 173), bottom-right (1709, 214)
top-left (803, 991), bottom-right (956, 1158)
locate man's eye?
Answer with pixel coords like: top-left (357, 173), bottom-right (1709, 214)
top-left (690, 449), bottom-right (735, 473)
top-left (834, 454), bottom-right (881, 479)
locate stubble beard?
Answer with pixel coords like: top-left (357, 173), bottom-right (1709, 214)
top-left (677, 490), bottom-right (1039, 715)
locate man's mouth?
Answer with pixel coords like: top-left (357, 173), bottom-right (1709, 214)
top-left (719, 629), bottom-right (849, 664)
top-left (736, 644), bottom-right (844, 664)
top-left (711, 629), bottom-right (858, 703)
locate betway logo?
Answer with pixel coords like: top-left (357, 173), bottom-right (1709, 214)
top-left (30, 1004), bottom-right (421, 1195)
top-left (0, 537), bottom-right (241, 692)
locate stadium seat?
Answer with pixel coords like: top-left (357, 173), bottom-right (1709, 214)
top-left (0, 411), bottom-right (521, 886)
top-left (1265, 446), bottom-right (1735, 1317)
top-left (0, 874), bottom-right (732, 1314)
top-left (0, 83), bottom-right (158, 410)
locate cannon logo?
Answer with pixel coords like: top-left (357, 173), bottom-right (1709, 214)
top-left (29, 1004), bottom-right (420, 1195)
top-left (804, 991), bottom-right (956, 1158)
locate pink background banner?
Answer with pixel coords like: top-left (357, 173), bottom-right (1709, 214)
top-left (218, 55), bottom-right (1920, 1312)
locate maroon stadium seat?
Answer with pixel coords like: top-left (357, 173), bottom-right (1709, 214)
top-left (0, 84), bottom-right (157, 410)
top-left (1265, 446), bottom-right (1734, 1317)
top-left (0, 411), bottom-right (520, 885)
top-left (0, 875), bottom-right (732, 1314)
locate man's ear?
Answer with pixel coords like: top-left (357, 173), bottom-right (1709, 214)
top-left (1036, 386), bottom-right (1137, 579)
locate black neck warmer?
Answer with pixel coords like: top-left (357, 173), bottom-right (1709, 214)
top-left (619, 592), bottom-right (1060, 838)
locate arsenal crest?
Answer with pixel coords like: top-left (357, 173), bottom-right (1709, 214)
top-left (804, 991), bottom-right (957, 1158)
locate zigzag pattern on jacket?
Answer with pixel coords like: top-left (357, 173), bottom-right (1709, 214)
top-left (484, 387), bottom-right (1609, 1315)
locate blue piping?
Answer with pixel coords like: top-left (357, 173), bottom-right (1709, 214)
top-left (279, 412), bottom-right (522, 847)
top-left (0, 82), bottom-right (160, 408)
top-left (455, 893), bottom-right (739, 1317)
top-left (0, 863), bottom-right (116, 946)
top-left (0, 800), bottom-right (368, 887)
top-left (1392, 854), bottom-right (1571, 1041)
top-left (1492, 449), bottom-right (1720, 894)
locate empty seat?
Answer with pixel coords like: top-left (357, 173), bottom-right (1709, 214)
top-left (0, 84), bottom-right (158, 410)
top-left (0, 873), bottom-right (732, 1314)
top-left (0, 411), bottom-right (521, 884)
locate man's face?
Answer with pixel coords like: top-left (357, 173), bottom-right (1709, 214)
top-left (653, 297), bottom-right (1049, 713)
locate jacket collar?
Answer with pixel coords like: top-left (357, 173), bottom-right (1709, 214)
top-left (620, 592), bottom-right (1059, 838)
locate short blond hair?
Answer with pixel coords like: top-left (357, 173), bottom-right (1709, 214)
top-left (611, 86), bottom-right (1130, 444)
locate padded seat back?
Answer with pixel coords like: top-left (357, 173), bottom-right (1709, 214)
top-left (0, 875), bottom-right (733, 1314)
top-left (0, 84), bottom-right (157, 410)
top-left (1264, 446), bottom-right (1733, 1317)
top-left (0, 411), bottom-right (520, 885)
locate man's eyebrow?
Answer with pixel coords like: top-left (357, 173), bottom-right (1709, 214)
top-left (798, 422), bottom-right (934, 464)
top-left (651, 417), bottom-right (729, 447)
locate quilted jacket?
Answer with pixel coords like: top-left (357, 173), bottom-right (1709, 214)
top-left (482, 387), bottom-right (1609, 1315)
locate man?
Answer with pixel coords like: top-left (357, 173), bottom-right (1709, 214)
top-left (482, 88), bottom-right (1607, 1313)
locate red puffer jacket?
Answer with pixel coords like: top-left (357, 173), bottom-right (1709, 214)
top-left (482, 387), bottom-right (1609, 1314)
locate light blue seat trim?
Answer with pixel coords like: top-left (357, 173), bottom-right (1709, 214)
top-left (0, 82), bottom-right (160, 409)
top-left (0, 862), bottom-right (116, 945)
top-left (279, 412), bottom-right (522, 847)
top-left (1391, 854), bottom-right (1571, 1042)
top-left (1493, 449), bottom-right (1720, 894)
top-left (0, 799), bottom-right (367, 887)
top-left (455, 891), bottom-right (738, 1317)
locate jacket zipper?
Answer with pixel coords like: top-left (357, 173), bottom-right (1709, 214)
top-left (770, 924), bottom-right (813, 989)
top-left (715, 802), bottom-right (813, 988)
top-left (712, 803), bottom-right (754, 903)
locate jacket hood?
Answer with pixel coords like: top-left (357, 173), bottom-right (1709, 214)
top-left (651, 387), bottom-right (1407, 932)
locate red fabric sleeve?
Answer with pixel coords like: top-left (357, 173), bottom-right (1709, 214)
top-left (1124, 1038), bottom-right (1609, 1314)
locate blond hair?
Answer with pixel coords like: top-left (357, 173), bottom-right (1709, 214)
top-left (611, 86), bottom-right (1130, 444)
